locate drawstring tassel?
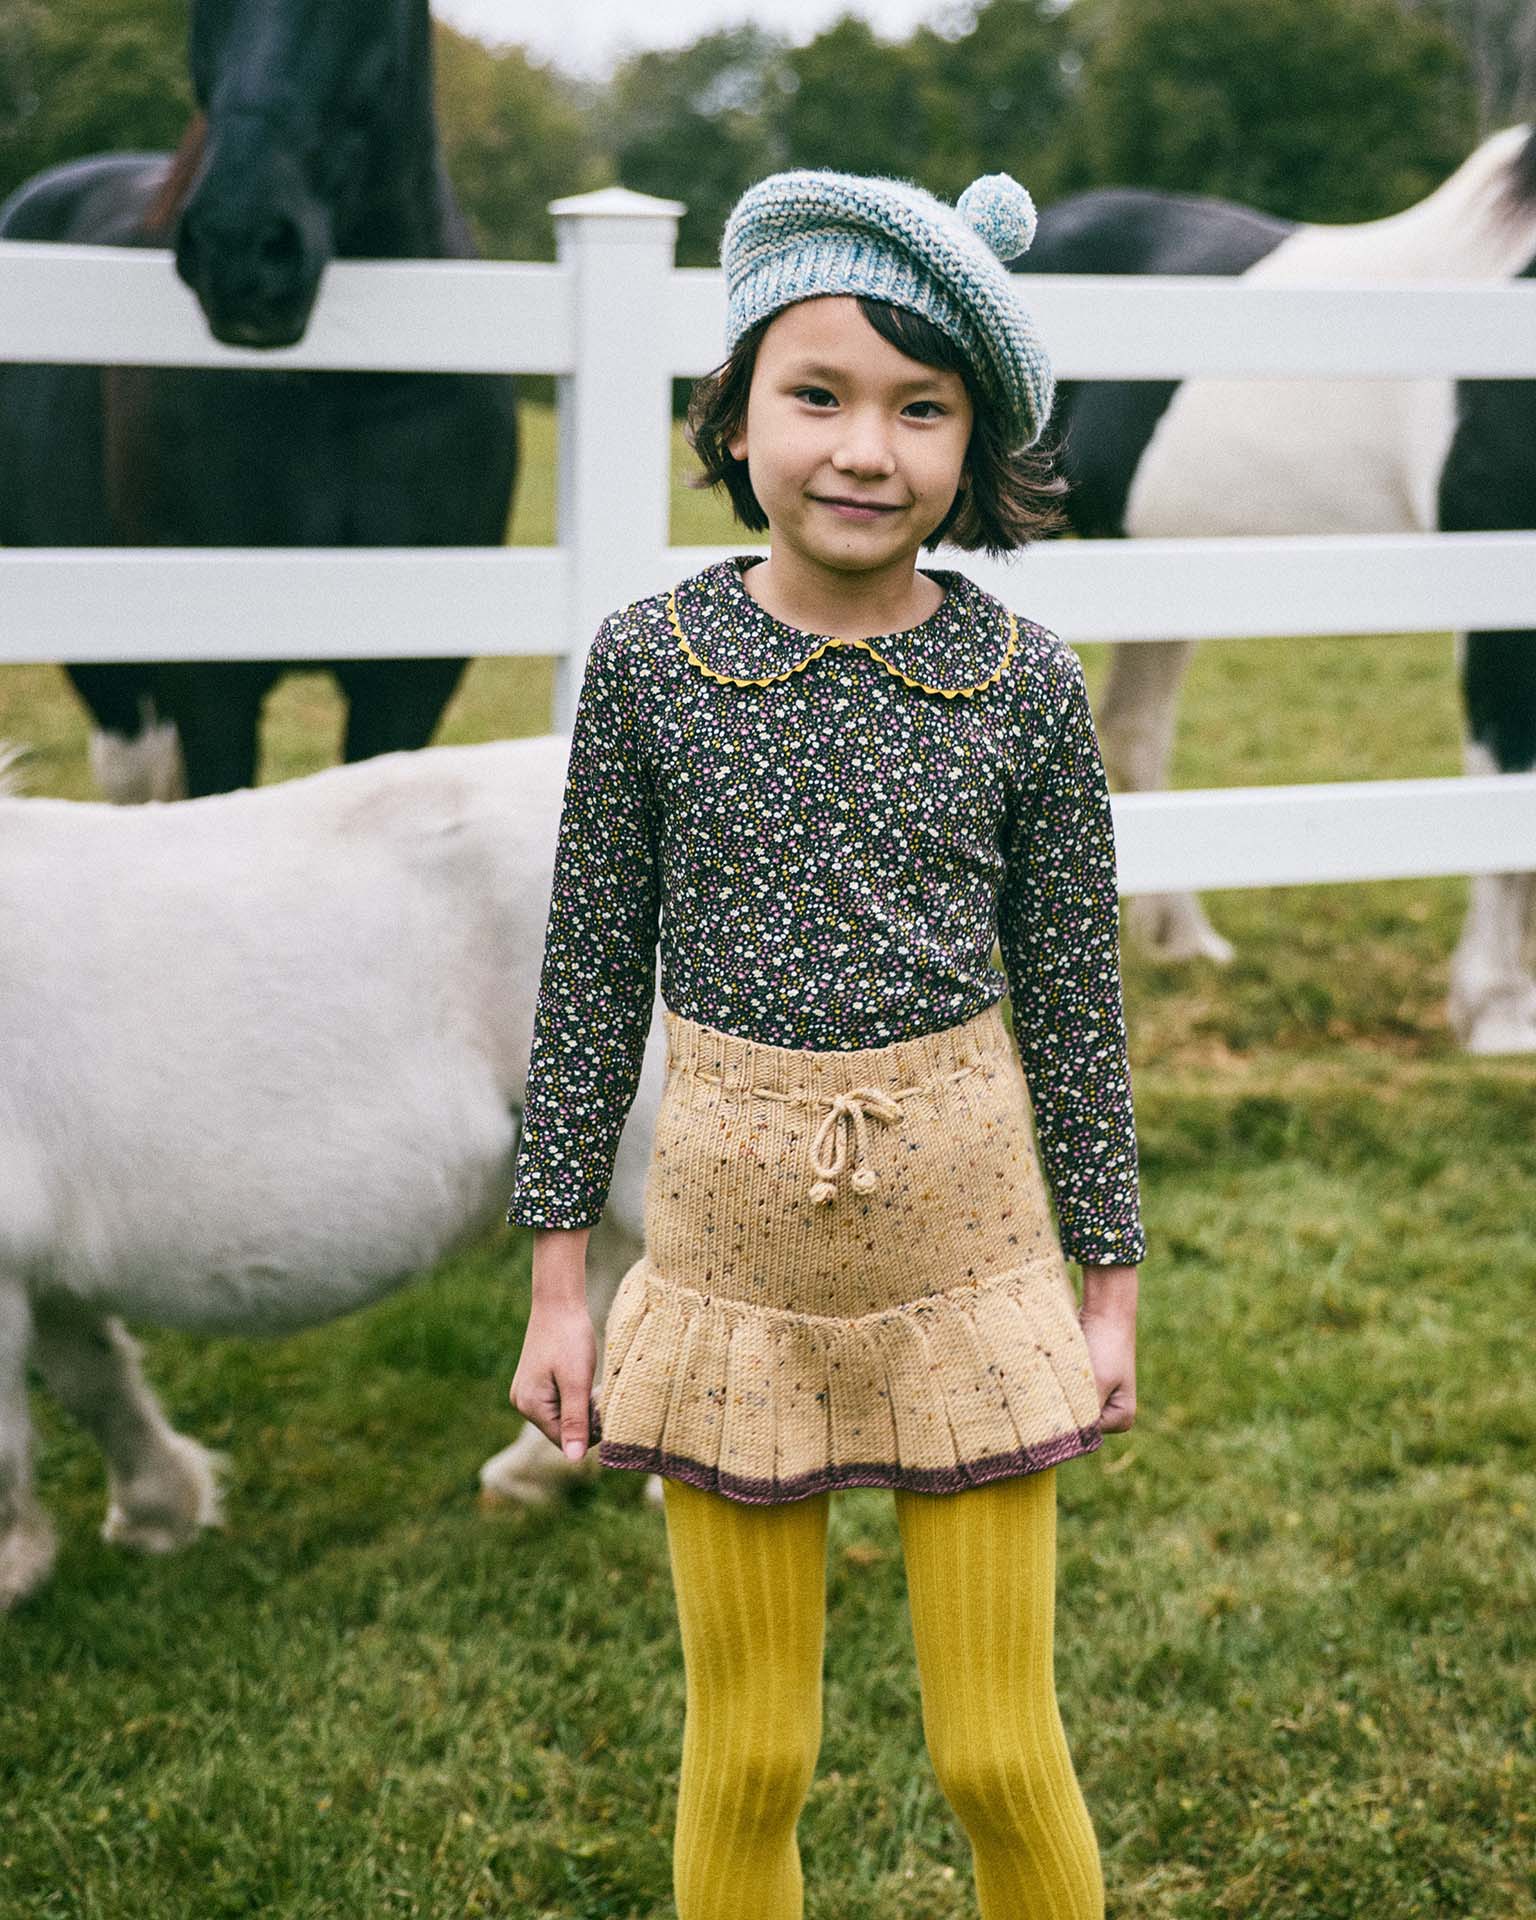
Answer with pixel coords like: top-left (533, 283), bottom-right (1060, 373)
top-left (806, 1087), bottom-right (905, 1205)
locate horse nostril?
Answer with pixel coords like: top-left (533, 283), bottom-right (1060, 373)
top-left (256, 215), bottom-right (303, 275)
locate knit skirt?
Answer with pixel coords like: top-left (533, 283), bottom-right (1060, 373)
top-left (590, 1000), bottom-right (1104, 1504)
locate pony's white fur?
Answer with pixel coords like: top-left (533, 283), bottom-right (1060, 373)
top-left (0, 740), bottom-right (665, 1609)
top-left (1097, 124), bottom-right (1536, 1050)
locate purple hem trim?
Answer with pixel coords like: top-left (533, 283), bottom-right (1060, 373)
top-left (592, 1423), bottom-right (1103, 1504)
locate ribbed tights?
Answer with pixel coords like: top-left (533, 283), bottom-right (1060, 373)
top-left (661, 1465), bottom-right (1104, 1918)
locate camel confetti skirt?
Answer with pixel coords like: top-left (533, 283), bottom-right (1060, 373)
top-left (590, 1000), bottom-right (1104, 1504)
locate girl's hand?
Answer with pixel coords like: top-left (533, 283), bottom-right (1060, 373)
top-left (510, 1297), bottom-right (598, 1462)
top-left (1078, 1262), bottom-right (1138, 1434)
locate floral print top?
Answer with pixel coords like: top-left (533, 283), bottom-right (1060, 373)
top-left (507, 554), bottom-right (1146, 1267)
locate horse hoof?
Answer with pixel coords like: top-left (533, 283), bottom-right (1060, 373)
top-left (0, 1505), bottom-right (59, 1610)
top-left (478, 1430), bottom-right (601, 1510)
top-left (1461, 1008), bottom-right (1536, 1055)
top-left (102, 1433), bottom-right (227, 1555)
top-left (1128, 892), bottom-right (1234, 965)
top-left (478, 1476), bottom-right (557, 1512)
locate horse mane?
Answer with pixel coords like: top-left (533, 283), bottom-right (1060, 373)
top-left (1490, 123), bottom-right (1536, 223)
top-left (1505, 125), bottom-right (1536, 211)
top-left (141, 113), bottom-right (210, 237)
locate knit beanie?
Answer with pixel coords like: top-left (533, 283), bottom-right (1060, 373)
top-left (720, 168), bottom-right (1055, 453)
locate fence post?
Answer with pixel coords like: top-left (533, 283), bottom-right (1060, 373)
top-left (547, 185), bottom-right (687, 733)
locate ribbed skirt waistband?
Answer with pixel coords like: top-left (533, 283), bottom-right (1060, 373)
top-left (660, 997), bottom-right (1014, 1102)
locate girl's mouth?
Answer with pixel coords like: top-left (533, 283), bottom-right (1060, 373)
top-left (814, 497), bottom-right (901, 521)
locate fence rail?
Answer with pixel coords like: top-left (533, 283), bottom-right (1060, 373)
top-left (5, 530), bottom-right (1533, 662)
top-left (3, 187), bottom-right (1535, 896)
top-left (8, 237), bottom-right (1536, 378)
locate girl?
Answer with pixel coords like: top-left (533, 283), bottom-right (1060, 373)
top-left (507, 167), bottom-right (1143, 1920)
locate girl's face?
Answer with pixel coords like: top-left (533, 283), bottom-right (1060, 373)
top-left (727, 295), bottom-right (974, 586)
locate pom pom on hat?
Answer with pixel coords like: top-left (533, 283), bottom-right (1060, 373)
top-left (957, 173), bottom-right (1037, 261)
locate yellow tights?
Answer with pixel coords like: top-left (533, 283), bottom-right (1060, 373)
top-left (661, 1465), bottom-right (1104, 1919)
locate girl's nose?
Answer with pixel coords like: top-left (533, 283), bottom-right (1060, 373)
top-left (831, 414), bottom-right (896, 475)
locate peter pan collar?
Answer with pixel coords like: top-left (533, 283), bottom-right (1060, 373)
top-left (667, 555), bottom-right (1018, 699)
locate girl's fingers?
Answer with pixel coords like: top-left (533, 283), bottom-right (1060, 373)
top-left (510, 1369), bottom-right (595, 1456)
top-left (559, 1383), bottom-right (591, 1459)
top-left (1099, 1380), bottom-right (1136, 1431)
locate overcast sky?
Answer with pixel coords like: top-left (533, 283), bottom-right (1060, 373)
top-left (430, 0), bottom-right (968, 80)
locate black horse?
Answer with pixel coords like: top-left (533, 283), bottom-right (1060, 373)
top-left (0, 0), bottom-right (518, 798)
top-left (1022, 124), bottom-right (1536, 1055)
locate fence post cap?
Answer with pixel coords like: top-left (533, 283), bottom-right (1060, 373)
top-left (548, 185), bottom-right (687, 221)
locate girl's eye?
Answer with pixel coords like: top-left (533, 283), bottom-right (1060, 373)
top-left (792, 389), bottom-right (946, 418)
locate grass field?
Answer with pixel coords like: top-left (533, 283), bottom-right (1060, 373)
top-left (2, 404), bottom-right (1533, 1918)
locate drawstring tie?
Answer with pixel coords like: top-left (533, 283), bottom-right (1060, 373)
top-left (806, 1086), bottom-right (905, 1204)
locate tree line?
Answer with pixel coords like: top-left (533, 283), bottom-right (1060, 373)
top-left (3, 0), bottom-right (1528, 267)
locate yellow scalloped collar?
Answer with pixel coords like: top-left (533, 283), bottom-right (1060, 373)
top-left (668, 556), bottom-right (1018, 700)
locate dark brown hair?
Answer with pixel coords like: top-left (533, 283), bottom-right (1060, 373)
top-left (684, 296), bottom-right (1071, 556)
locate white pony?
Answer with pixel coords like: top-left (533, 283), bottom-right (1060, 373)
top-left (0, 739), bottom-right (663, 1610)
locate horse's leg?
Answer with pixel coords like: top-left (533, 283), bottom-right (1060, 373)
top-left (154, 662), bottom-right (272, 798)
top-left (1095, 636), bottom-right (1234, 964)
top-left (1448, 866), bottom-right (1536, 1052)
top-left (0, 1279), bottom-right (56, 1610)
top-left (1447, 630), bottom-right (1536, 1053)
top-left (334, 657), bottom-right (469, 762)
top-left (29, 1295), bottom-right (227, 1556)
top-left (66, 666), bottom-right (187, 805)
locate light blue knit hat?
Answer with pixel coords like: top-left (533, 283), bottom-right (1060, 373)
top-left (720, 168), bottom-right (1054, 453)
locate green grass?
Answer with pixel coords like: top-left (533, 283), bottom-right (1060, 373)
top-left (3, 405), bottom-right (1534, 1918)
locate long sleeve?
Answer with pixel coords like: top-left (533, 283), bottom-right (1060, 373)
top-left (997, 646), bottom-right (1147, 1266)
top-left (507, 614), bottom-right (662, 1230)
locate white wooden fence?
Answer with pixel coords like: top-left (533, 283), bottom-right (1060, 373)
top-left (3, 182), bottom-right (1535, 893)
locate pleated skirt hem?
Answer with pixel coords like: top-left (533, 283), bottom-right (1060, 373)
top-left (594, 1422), bottom-right (1102, 1505)
top-left (591, 1251), bottom-right (1104, 1507)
